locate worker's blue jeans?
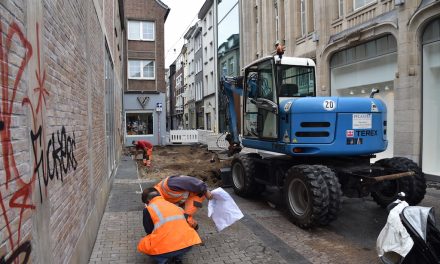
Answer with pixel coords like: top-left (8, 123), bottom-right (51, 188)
top-left (150, 246), bottom-right (192, 264)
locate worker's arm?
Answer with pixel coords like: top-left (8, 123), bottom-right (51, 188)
top-left (143, 208), bottom-right (154, 234)
top-left (167, 175), bottom-right (209, 196)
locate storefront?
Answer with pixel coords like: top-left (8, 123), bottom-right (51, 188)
top-left (124, 93), bottom-right (166, 145)
top-left (422, 18), bottom-right (440, 179)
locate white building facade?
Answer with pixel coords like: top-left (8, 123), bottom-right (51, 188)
top-left (199, 0), bottom-right (218, 131)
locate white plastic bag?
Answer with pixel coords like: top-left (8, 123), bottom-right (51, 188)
top-left (208, 187), bottom-right (244, 231)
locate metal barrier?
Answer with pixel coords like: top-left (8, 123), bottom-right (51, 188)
top-left (169, 130), bottom-right (199, 144)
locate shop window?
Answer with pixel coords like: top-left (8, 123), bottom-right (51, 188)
top-left (126, 112), bottom-right (153, 135)
top-left (422, 18), bottom-right (440, 176)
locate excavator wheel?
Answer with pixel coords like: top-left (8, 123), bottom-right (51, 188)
top-left (312, 165), bottom-right (342, 226)
top-left (371, 157), bottom-right (426, 208)
top-left (231, 155), bottom-right (265, 197)
top-left (283, 165), bottom-right (329, 228)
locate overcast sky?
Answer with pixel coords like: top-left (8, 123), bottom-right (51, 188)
top-left (162, 0), bottom-right (206, 67)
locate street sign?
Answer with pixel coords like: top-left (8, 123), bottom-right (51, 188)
top-left (156, 103), bottom-right (163, 112)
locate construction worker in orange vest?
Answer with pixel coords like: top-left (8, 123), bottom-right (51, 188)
top-left (154, 175), bottom-right (212, 230)
top-left (138, 187), bottom-right (201, 264)
top-left (132, 140), bottom-right (153, 167)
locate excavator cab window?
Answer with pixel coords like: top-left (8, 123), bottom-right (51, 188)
top-left (276, 65), bottom-right (316, 101)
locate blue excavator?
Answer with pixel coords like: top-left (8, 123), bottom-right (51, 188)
top-left (220, 51), bottom-right (426, 228)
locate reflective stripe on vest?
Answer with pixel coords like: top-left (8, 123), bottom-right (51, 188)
top-left (161, 178), bottom-right (190, 203)
top-left (150, 203), bottom-right (185, 230)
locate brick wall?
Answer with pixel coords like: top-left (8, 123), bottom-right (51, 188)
top-left (0, 0), bottom-right (123, 263)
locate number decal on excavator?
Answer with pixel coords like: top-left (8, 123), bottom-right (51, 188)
top-left (323, 100), bottom-right (336, 111)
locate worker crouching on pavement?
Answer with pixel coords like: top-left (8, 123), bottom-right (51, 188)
top-left (154, 175), bottom-right (212, 229)
top-left (138, 187), bottom-right (201, 264)
top-left (132, 140), bottom-right (153, 167)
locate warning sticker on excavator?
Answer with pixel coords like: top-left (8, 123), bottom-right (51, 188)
top-left (353, 114), bottom-right (372, 129)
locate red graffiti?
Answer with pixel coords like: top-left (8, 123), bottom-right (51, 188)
top-left (0, 21), bottom-right (34, 260)
top-left (0, 19), bottom-right (77, 263)
top-left (0, 21), bottom-right (43, 263)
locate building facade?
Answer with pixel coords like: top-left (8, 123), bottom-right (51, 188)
top-left (240, 0), bottom-right (440, 180)
top-left (173, 50), bottom-right (185, 129)
top-left (124, 0), bottom-right (169, 145)
top-left (218, 0), bottom-right (240, 133)
top-left (199, 0), bottom-right (217, 131)
top-left (168, 63), bottom-right (176, 129)
top-left (184, 25), bottom-right (198, 129)
top-left (0, 0), bottom-right (124, 262)
top-left (165, 67), bottom-right (170, 129)
top-left (194, 25), bottom-right (205, 129)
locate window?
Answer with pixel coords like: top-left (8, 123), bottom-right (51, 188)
top-left (300, 0), bottom-right (306, 37)
top-left (195, 35), bottom-right (202, 51)
top-left (126, 112), bottom-right (153, 135)
top-left (128, 60), bottom-right (155, 79)
top-left (339, 0), bottom-right (344, 17)
top-left (206, 113), bottom-right (211, 130)
top-left (422, 19), bottom-right (440, 176)
top-left (105, 46), bottom-right (115, 175)
top-left (228, 58), bottom-right (234, 75)
top-left (221, 62), bottom-right (227, 77)
top-left (354, 0), bottom-right (375, 10)
top-left (128, 20), bottom-right (155, 41)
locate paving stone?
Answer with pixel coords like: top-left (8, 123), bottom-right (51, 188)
top-left (89, 156), bottom-right (440, 264)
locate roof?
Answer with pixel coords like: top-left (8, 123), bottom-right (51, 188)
top-left (198, 0), bottom-right (214, 19)
top-left (155, 0), bottom-right (170, 21)
top-left (243, 56), bottom-right (316, 71)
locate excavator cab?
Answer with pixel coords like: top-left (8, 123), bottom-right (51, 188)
top-left (242, 56), bottom-right (316, 142)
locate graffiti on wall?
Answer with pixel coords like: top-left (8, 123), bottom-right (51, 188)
top-left (0, 21), bottom-right (77, 263)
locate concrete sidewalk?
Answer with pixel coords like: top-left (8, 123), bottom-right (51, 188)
top-left (88, 155), bottom-right (292, 264)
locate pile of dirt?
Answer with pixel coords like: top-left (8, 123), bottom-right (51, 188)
top-left (132, 144), bottom-right (231, 188)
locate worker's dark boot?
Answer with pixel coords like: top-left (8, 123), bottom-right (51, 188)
top-left (166, 256), bottom-right (183, 264)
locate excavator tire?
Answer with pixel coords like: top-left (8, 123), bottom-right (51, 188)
top-left (283, 165), bottom-right (329, 228)
top-left (371, 157), bottom-right (426, 208)
top-left (231, 154), bottom-right (265, 197)
top-left (312, 165), bottom-right (342, 226)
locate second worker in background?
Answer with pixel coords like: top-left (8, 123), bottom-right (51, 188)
top-left (132, 140), bottom-right (153, 167)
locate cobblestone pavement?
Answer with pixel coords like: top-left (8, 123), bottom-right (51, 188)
top-left (89, 155), bottom-right (440, 264)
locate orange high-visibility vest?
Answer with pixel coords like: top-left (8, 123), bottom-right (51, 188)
top-left (137, 196), bottom-right (201, 255)
top-left (154, 177), bottom-right (190, 204)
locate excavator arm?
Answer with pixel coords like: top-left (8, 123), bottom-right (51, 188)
top-left (220, 76), bottom-right (244, 156)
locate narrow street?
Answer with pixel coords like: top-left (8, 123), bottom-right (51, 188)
top-left (89, 152), bottom-right (440, 264)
